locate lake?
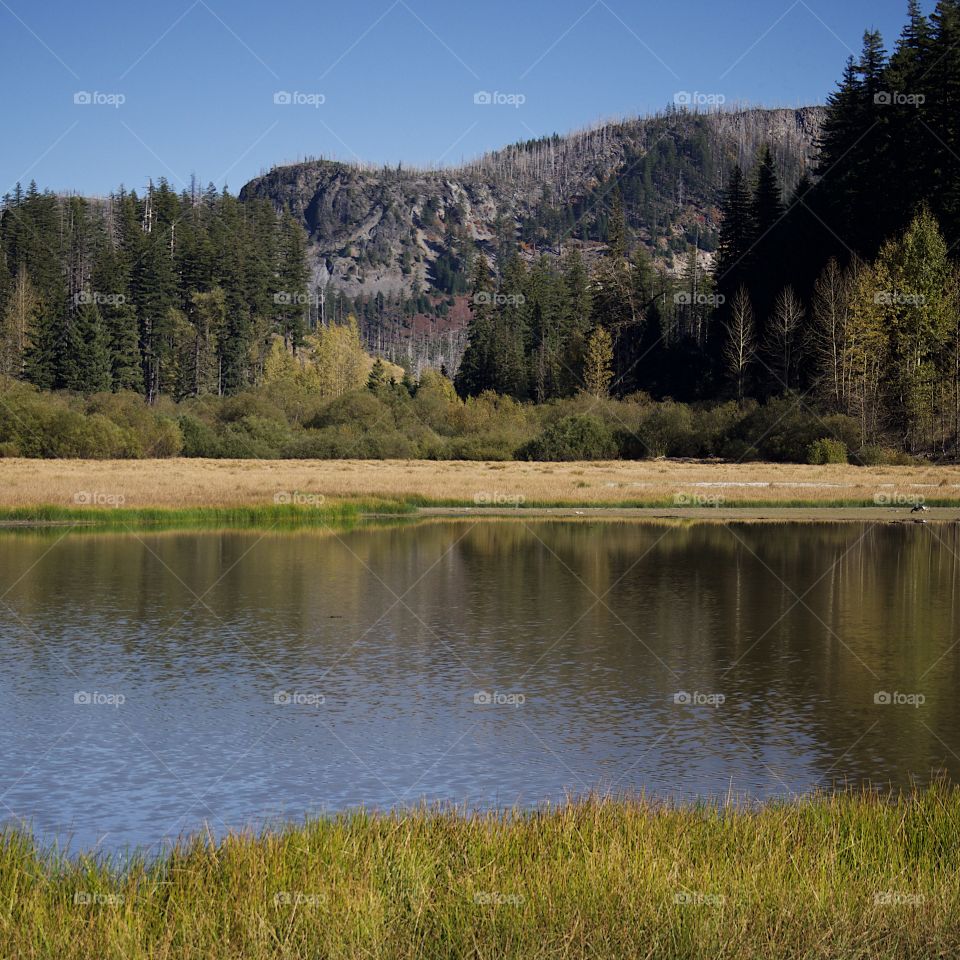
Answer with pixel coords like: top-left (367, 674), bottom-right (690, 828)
top-left (1, 519), bottom-right (957, 855)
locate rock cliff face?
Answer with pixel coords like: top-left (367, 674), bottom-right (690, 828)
top-left (240, 106), bottom-right (825, 304)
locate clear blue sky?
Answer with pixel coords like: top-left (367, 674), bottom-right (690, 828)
top-left (1, 0), bottom-right (916, 197)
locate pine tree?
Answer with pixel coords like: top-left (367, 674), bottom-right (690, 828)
top-left (490, 252), bottom-right (530, 399)
top-left (559, 249), bottom-right (592, 395)
top-left (927, 1), bottom-right (960, 242)
top-left (583, 325), bottom-right (613, 398)
top-left (750, 147), bottom-right (785, 344)
top-left (276, 212), bottom-right (310, 348)
top-left (367, 358), bottom-right (388, 392)
top-left (93, 243), bottom-right (142, 392)
top-left (715, 166), bottom-right (755, 306)
top-left (455, 254), bottom-right (495, 397)
top-left (63, 297), bottom-right (111, 393)
top-left (883, 0), bottom-right (933, 237)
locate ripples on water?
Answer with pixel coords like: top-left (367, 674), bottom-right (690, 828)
top-left (0, 519), bottom-right (956, 853)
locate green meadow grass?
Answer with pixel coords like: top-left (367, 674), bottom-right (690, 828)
top-left (1, 789), bottom-right (958, 959)
top-left (0, 498), bottom-right (416, 530)
top-left (0, 496), bottom-right (953, 531)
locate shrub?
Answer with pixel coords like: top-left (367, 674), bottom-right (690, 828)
top-left (178, 415), bottom-right (223, 458)
top-left (282, 425), bottom-right (418, 460)
top-left (307, 390), bottom-right (393, 431)
top-left (636, 402), bottom-right (696, 458)
top-left (520, 414), bottom-right (618, 461)
top-left (807, 438), bottom-right (848, 465)
top-left (721, 397), bottom-right (859, 464)
top-left (853, 444), bottom-right (921, 466)
top-left (86, 392), bottom-right (182, 457)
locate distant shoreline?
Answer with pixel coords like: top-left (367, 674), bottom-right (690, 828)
top-left (1, 457), bottom-right (960, 526)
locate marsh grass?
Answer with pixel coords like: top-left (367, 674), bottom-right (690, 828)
top-left (0, 498), bottom-right (415, 529)
top-left (2, 789), bottom-right (958, 959)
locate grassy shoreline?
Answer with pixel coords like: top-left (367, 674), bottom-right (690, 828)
top-left (2, 458), bottom-right (960, 515)
top-left (2, 789), bottom-right (958, 958)
top-left (0, 495), bottom-right (958, 529)
top-left (0, 499), bottom-right (416, 529)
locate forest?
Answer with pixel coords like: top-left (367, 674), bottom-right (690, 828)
top-left (1, 0), bottom-right (959, 462)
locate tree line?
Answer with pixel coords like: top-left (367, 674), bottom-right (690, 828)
top-left (3, 1), bottom-right (960, 462)
top-left (0, 178), bottom-right (309, 400)
top-left (455, 0), bottom-right (960, 456)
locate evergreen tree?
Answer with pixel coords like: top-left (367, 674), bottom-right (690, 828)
top-left (276, 211), bottom-right (310, 348)
top-left (63, 297), bottom-right (111, 393)
top-left (927, 1), bottom-right (960, 242)
top-left (368, 358), bottom-right (388, 392)
top-left (715, 166), bottom-right (755, 306)
top-left (455, 255), bottom-right (496, 397)
top-left (749, 147), bottom-right (785, 345)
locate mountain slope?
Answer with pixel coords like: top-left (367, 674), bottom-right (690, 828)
top-left (239, 106), bottom-right (824, 370)
top-left (241, 107), bottom-right (823, 297)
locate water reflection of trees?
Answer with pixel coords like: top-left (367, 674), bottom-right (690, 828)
top-left (2, 520), bottom-right (958, 789)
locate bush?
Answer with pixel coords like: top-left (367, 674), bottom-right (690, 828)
top-left (853, 444), bottom-right (921, 466)
top-left (520, 414), bottom-right (618, 461)
top-left (720, 397), bottom-right (859, 464)
top-left (177, 415), bottom-right (223, 458)
top-left (807, 438), bottom-right (848, 465)
top-left (42, 410), bottom-right (129, 458)
top-left (636, 402), bottom-right (696, 458)
top-left (308, 390), bottom-right (394, 431)
top-left (282, 425), bottom-right (418, 460)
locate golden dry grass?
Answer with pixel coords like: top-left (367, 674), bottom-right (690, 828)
top-left (1, 457), bottom-right (960, 509)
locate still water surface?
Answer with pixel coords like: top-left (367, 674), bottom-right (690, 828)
top-left (1, 519), bottom-right (958, 854)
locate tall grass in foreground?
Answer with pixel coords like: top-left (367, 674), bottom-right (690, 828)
top-left (1, 789), bottom-right (958, 959)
